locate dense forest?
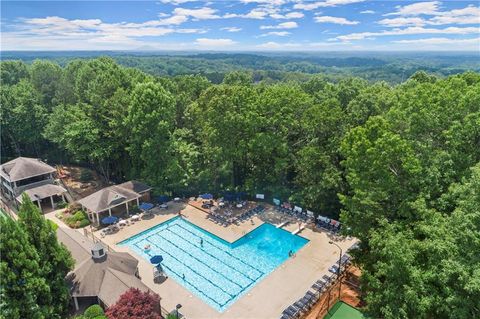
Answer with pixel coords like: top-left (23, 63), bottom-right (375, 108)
top-left (3, 51), bottom-right (480, 84)
top-left (1, 57), bottom-right (479, 318)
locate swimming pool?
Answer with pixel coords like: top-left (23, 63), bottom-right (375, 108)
top-left (119, 217), bottom-right (309, 312)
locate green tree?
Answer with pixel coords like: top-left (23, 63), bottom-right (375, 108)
top-left (0, 60), bottom-right (29, 86)
top-left (17, 194), bottom-right (74, 318)
top-left (0, 216), bottom-right (49, 319)
top-left (340, 117), bottom-right (422, 241)
top-left (0, 80), bottom-right (48, 156)
top-left (126, 81), bottom-right (176, 191)
top-left (29, 60), bottom-right (62, 107)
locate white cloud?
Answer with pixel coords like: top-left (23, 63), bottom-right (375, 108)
top-left (159, 0), bottom-right (197, 5)
top-left (172, 7), bottom-right (220, 20)
top-left (378, 17), bottom-right (426, 27)
top-left (379, 4), bottom-right (480, 27)
top-left (360, 10), bottom-right (375, 14)
top-left (294, 0), bottom-right (364, 11)
top-left (256, 41), bottom-right (302, 49)
top-left (429, 5), bottom-right (480, 25)
top-left (386, 1), bottom-right (440, 16)
top-left (315, 16), bottom-right (359, 25)
top-left (390, 36), bottom-right (480, 51)
top-left (241, 0), bottom-right (287, 5)
top-left (2, 15), bottom-right (211, 50)
top-left (258, 31), bottom-right (291, 37)
top-left (270, 12), bottom-right (305, 19)
top-left (157, 14), bottom-right (189, 25)
top-left (221, 27), bottom-right (242, 32)
top-left (393, 37), bottom-right (480, 45)
top-left (195, 38), bottom-right (237, 46)
top-left (336, 26), bottom-right (479, 41)
top-left (260, 21), bottom-right (298, 29)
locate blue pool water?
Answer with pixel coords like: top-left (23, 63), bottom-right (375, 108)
top-left (119, 217), bottom-right (309, 312)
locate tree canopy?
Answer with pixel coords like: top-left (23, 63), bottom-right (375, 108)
top-left (1, 57), bottom-right (478, 318)
top-left (0, 195), bottom-right (74, 319)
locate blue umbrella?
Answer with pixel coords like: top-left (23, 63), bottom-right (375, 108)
top-left (139, 202), bottom-right (154, 211)
top-left (150, 255), bottom-right (163, 264)
top-left (101, 216), bottom-right (119, 225)
top-left (156, 195), bottom-right (169, 203)
top-left (200, 193), bottom-right (213, 200)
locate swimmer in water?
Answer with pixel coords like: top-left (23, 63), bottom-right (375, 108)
top-left (200, 238), bottom-right (203, 247)
top-left (182, 273), bottom-right (185, 280)
top-left (144, 244), bottom-right (151, 250)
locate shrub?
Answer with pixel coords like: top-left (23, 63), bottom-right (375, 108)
top-left (131, 205), bottom-right (140, 214)
top-left (73, 210), bottom-right (87, 221)
top-left (49, 220), bottom-right (59, 231)
top-left (65, 210), bottom-right (90, 228)
top-left (84, 304), bottom-right (104, 318)
top-left (56, 201), bottom-right (68, 209)
top-left (105, 288), bottom-right (161, 319)
top-left (78, 219), bottom-right (90, 228)
top-left (80, 169), bottom-right (93, 182)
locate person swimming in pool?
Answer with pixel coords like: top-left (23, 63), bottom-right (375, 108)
top-left (144, 244), bottom-right (151, 251)
top-left (182, 273), bottom-right (185, 280)
top-left (200, 238), bottom-right (203, 247)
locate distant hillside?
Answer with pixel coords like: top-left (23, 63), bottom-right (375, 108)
top-left (2, 51), bottom-right (479, 84)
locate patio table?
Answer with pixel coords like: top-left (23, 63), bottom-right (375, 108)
top-left (174, 197), bottom-right (181, 202)
top-left (236, 203), bottom-right (243, 208)
top-left (131, 214), bottom-right (140, 221)
top-left (118, 220), bottom-right (127, 226)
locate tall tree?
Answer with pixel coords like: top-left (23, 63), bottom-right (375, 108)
top-left (125, 81), bottom-right (176, 191)
top-left (17, 194), bottom-right (74, 318)
top-left (0, 216), bottom-right (49, 319)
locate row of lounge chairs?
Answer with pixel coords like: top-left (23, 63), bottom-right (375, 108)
top-left (207, 205), bottom-right (265, 226)
top-left (237, 205), bottom-right (265, 222)
top-left (275, 206), bottom-right (315, 223)
top-left (279, 254), bottom-right (352, 319)
top-left (316, 216), bottom-right (341, 233)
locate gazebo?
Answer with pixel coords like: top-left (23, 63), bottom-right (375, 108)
top-left (78, 181), bottom-right (151, 225)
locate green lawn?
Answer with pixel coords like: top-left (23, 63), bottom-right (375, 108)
top-left (323, 302), bottom-right (366, 319)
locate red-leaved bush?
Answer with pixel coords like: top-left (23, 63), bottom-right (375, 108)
top-left (105, 288), bottom-right (162, 319)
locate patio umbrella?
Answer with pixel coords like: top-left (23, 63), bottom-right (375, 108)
top-left (150, 255), bottom-right (163, 264)
top-left (101, 216), bottom-right (119, 225)
top-left (139, 202), bottom-right (154, 211)
top-left (199, 193), bottom-right (213, 200)
top-left (157, 195), bottom-right (169, 203)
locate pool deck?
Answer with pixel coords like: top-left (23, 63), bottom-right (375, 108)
top-left (97, 202), bottom-right (357, 319)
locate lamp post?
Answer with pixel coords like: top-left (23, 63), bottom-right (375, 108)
top-left (329, 241), bottom-right (343, 300)
top-left (176, 304), bottom-right (182, 319)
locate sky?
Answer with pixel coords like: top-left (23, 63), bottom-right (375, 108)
top-left (1, 0), bottom-right (479, 51)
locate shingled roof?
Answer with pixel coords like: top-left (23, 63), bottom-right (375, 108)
top-left (77, 181), bottom-right (150, 213)
top-left (17, 183), bottom-right (67, 203)
top-left (67, 247), bottom-right (150, 306)
top-left (0, 157), bottom-right (56, 182)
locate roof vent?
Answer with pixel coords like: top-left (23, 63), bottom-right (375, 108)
top-left (91, 242), bottom-right (107, 261)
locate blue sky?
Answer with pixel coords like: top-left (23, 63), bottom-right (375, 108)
top-left (1, 1), bottom-right (479, 51)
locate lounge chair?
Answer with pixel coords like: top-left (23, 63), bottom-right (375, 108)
top-left (329, 264), bottom-right (340, 274)
top-left (282, 305), bottom-right (298, 318)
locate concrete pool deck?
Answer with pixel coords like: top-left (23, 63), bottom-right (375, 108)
top-left (97, 202), bottom-right (357, 319)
